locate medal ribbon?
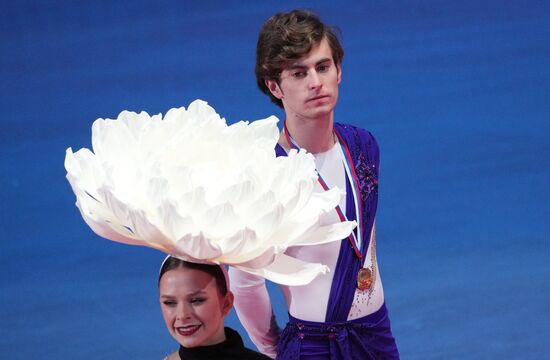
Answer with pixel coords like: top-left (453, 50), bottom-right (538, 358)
top-left (283, 122), bottom-right (363, 259)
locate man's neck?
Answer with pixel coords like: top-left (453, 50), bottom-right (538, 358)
top-left (280, 113), bottom-right (335, 154)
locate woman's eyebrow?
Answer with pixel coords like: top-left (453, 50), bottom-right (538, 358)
top-left (160, 290), bottom-right (207, 299)
top-left (161, 289), bottom-right (207, 295)
top-left (188, 290), bottom-right (208, 296)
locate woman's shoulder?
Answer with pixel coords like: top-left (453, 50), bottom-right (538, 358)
top-left (162, 351), bottom-right (179, 360)
top-left (225, 327), bottom-right (271, 359)
top-left (241, 348), bottom-right (272, 360)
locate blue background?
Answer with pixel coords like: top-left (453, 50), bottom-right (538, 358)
top-left (1, 1), bottom-right (549, 358)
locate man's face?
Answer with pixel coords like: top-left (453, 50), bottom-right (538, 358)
top-left (267, 37), bottom-right (341, 121)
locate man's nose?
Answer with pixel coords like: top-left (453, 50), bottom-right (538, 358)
top-left (308, 71), bottom-right (322, 90)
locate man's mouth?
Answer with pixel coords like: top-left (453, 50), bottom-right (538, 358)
top-left (307, 95), bottom-right (329, 102)
top-left (176, 325), bottom-right (201, 336)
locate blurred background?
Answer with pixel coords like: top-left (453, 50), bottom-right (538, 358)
top-left (1, 1), bottom-right (549, 358)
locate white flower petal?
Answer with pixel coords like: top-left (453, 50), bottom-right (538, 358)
top-left (236, 254), bottom-right (329, 286)
top-left (174, 233), bottom-right (222, 259)
top-left (65, 100), bottom-right (355, 285)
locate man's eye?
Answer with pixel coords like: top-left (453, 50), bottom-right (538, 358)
top-left (318, 65), bottom-right (329, 72)
top-left (293, 71), bottom-right (307, 78)
top-left (163, 300), bottom-right (176, 306)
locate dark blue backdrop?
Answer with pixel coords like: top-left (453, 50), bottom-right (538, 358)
top-left (1, 1), bottom-right (549, 358)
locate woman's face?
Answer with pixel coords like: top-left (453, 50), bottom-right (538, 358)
top-left (159, 266), bottom-right (232, 348)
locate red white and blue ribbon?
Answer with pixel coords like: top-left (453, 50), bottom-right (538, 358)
top-left (283, 122), bottom-right (363, 259)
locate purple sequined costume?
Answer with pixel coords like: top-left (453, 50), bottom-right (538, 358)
top-left (275, 123), bottom-right (399, 359)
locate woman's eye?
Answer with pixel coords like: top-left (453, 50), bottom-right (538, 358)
top-left (191, 298), bottom-right (206, 304)
top-left (163, 300), bottom-right (176, 306)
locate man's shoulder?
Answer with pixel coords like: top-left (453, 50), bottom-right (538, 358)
top-left (335, 122), bottom-right (380, 168)
top-left (334, 122), bottom-right (377, 146)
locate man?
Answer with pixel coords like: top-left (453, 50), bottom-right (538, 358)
top-left (229, 10), bottom-right (399, 359)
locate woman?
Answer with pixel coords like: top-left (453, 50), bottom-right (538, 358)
top-left (159, 256), bottom-right (270, 360)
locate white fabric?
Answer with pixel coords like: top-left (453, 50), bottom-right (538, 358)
top-left (229, 142), bottom-right (384, 357)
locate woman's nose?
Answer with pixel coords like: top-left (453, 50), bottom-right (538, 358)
top-left (176, 304), bottom-right (192, 320)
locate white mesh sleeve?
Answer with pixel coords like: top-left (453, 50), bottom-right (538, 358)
top-left (228, 266), bottom-right (281, 358)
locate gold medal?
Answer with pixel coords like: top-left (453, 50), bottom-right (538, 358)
top-left (357, 267), bottom-right (373, 290)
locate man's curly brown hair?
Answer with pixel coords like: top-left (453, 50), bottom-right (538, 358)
top-left (255, 10), bottom-right (344, 108)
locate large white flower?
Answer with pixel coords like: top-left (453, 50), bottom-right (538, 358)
top-left (65, 100), bottom-right (355, 285)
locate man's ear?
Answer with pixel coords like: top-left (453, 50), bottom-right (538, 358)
top-left (337, 64), bottom-right (342, 84)
top-left (221, 291), bottom-right (234, 317)
top-left (265, 79), bottom-right (284, 99)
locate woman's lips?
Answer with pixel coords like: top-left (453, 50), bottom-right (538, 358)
top-left (176, 325), bottom-right (201, 336)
